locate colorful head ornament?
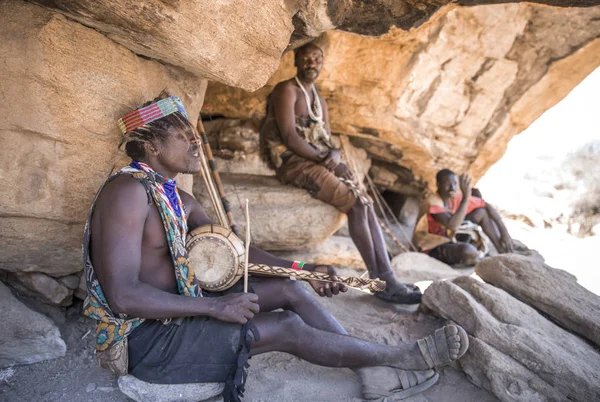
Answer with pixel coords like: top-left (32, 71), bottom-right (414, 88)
top-left (118, 95), bottom-right (188, 135)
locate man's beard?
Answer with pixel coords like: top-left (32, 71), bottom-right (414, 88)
top-left (302, 68), bottom-right (319, 81)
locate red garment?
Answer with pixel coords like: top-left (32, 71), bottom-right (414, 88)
top-left (427, 194), bottom-right (486, 238)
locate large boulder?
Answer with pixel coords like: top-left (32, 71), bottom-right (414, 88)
top-left (476, 254), bottom-right (600, 347)
top-left (193, 174), bottom-right (346, 251)
top-left (422, 276), bottom-right (600, 402)
top-left (0, 281), bottom-right (66, 367)
top-left (0, 1), bottom-right (206, 284)
top-left (203, 4), bottom-right (600, 192)
top-left (3, 272), bottom-right (72, 307)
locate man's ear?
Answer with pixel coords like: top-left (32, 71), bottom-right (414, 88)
top-left (144, 141), bottom-right (160, 156)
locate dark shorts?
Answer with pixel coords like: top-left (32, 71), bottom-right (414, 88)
top-left (128, 316), bottom-right (243, 384)
top-left (127, 281), bottom-right (256, 401)
top-left (277, 154), bottom-right (357, 213)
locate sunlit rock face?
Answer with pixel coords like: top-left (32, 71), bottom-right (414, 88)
top-left (29, 0), bottom-right (597, 91)
top-left (1, 0), bottom-right (598, 308)
top-left (203, 4), bottom-right (600, 192)
top-left (0, 0), bottom-right (207, 303)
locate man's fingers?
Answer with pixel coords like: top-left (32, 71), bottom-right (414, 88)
top-left (331, 284), bottom-right (340, 295)
top-left (248, 302), bottom-right (260, 314)
top-left (324, 284), bottom-right (333, 298)
top-left (318, 287), bottom-right (326, 297)
top-left (340, 284), bottom-right (349, 293)
top-left (246, 293), bottom-right (259, 302)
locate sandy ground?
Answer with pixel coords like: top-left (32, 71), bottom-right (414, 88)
top-left (0, 271), bottom-right (496, 402)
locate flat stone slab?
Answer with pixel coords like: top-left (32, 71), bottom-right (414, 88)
top-left (422, 276), bottom-right (600, 402)
top-left (118, 375), bottom-right (224, 402)
top-left (476, 254), bottom-right (600, 347)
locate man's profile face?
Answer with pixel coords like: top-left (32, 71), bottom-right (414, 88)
top-left (295, 46), bottom-right (323, 82)
top-left (438, 173), bottom-right (458, 198)
top-left (155, 125), bottom-right (202, 175)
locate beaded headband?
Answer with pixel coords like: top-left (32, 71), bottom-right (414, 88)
top-left (118, 95), bottom-right (188, 135)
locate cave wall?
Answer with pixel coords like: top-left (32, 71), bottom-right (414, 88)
top-left (202, 3), bottom-right (600, 191)
top-left (1, 0), bottom-right (599, 306)
top-left (0, 0), bottom-right (207, 304)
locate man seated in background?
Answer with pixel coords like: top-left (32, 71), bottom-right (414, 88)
top-left (413, 169), bottom-right (513, 266)
top-left (260, 42), bottom-right (421, 304)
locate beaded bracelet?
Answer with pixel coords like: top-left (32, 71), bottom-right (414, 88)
top-left (291, 261), bottom-right (305, 270)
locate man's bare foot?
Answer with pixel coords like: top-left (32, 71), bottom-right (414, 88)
top-left (398, 325), bottom-right (469, 370)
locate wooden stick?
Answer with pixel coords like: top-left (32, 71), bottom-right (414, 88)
top-left (244, 199), bottom-right (250, 293)
top-left (197, 118), bottom-right (239, 236)
top-left (197, 140), bottom-right (229, 227)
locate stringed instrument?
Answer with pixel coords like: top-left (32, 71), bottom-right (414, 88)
top-left (186, 224), bottom-right (386, 293)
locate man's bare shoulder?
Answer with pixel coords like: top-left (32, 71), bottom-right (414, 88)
top-left (272, 79), bottom-right (298, 97)
top-left (426, 193), bottom-right (444, 208)
top-left (178, 189), bottom-right (200, 210)
top-left (95, 174), bottom-right (150, 212)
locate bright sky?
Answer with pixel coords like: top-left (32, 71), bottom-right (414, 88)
top-left (480, 66), bottom-right (599, 190)
top-left (478, 67), bottom-right (600, 294)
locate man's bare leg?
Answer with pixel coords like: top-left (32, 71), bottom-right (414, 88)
top-left (251, 278), bottom-right (346, 334)
top-left (431, 243), bottom-right (480, 266)
top-left (466, 208), bottom-right (502, 251)
top-left (347, 202), bottom-right (421, 303)
top-left (365, 204), bottom-right (420, 292)
top-left (347, 202), bottom-right (379, 277)
top-left (249, 310), bottom-right (464, 370)
top-left (250, 278), bottom-right (440, 397)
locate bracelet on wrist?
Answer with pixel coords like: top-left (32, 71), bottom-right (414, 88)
top-left (291, 261), bottom-right (305, 270)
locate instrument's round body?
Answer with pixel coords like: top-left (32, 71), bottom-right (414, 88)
top-left (186, 224), bottom-right (246, 291)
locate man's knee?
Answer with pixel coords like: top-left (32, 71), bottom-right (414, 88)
top-left (282, 279), bottom-right (312, 306)
top-left (458, 243), bottom-right (480, 265)
top-left (466, 207), bottom-right (487, 223)
top-left (272, 310), bottom-right (306, 352)
top-left (276, 310), bottom-right (304, 336)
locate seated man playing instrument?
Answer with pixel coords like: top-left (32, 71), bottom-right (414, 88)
top-left (83, 94), bottom-right (469, 402)
top-left (260, 42), bottom-right (421, 304)
top-left (413, 169), bottom-right (514, 266)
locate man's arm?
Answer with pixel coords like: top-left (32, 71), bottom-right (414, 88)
top-left (273, 83), bottom-right (327, 162)
top-left (93, 178), bottom-right (258, 323)
top-left (319, 94), bottom-right (343, 171)
top-left (431, 175), bottom-right (472, 231)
